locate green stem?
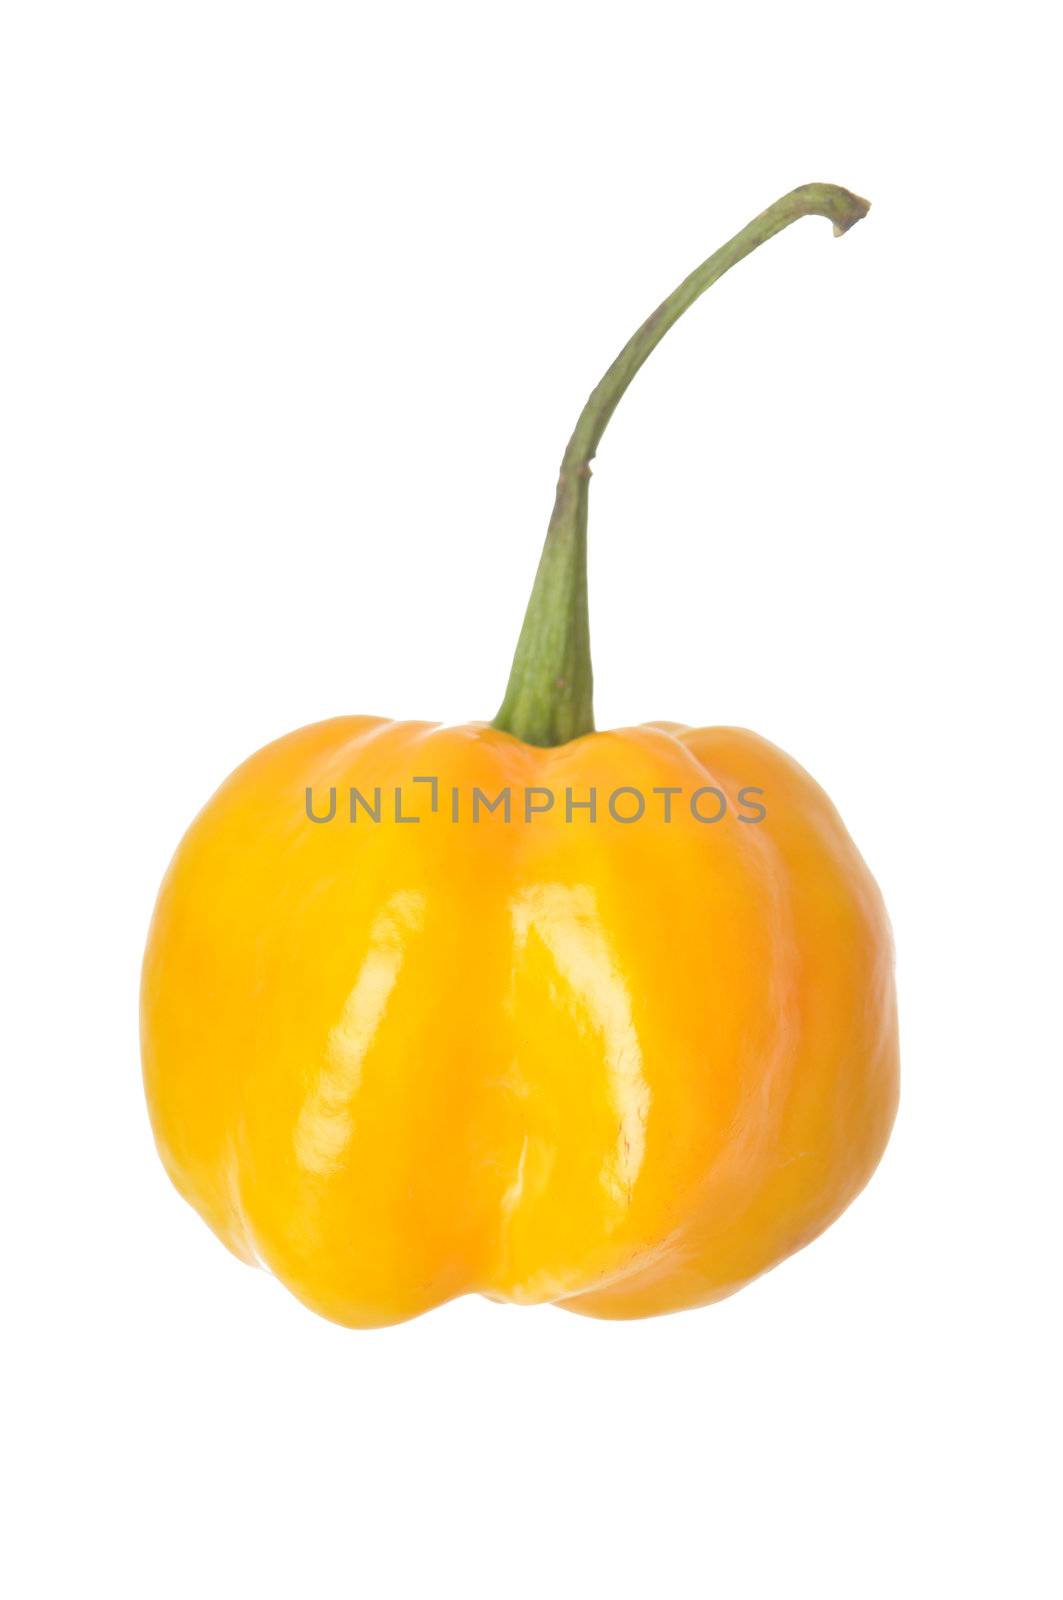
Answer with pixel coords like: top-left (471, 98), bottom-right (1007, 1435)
top-left (492, 182), bottom-right (870, 747)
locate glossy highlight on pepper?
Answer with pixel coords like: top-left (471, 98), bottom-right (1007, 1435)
top-left (141, 185), bottom-right (898, 1328)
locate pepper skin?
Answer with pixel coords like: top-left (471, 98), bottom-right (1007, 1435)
top-left (141, 185), bottom-right (898, 1327)
top-left (141, 717), bottom-right (897, 1326)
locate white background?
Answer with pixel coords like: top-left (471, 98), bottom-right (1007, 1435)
top-left (3, 4), bottom-right (1060, 1595)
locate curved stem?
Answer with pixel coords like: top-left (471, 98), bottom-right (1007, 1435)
top-left (492, 182), bottom-right (870, 747)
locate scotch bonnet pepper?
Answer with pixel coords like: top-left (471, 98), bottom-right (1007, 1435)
top-left (142, 184), bottom-right (898, 1328)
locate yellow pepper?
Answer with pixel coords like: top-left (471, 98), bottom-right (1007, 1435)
top-left (142, 185), bottom-right (898, 1327)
